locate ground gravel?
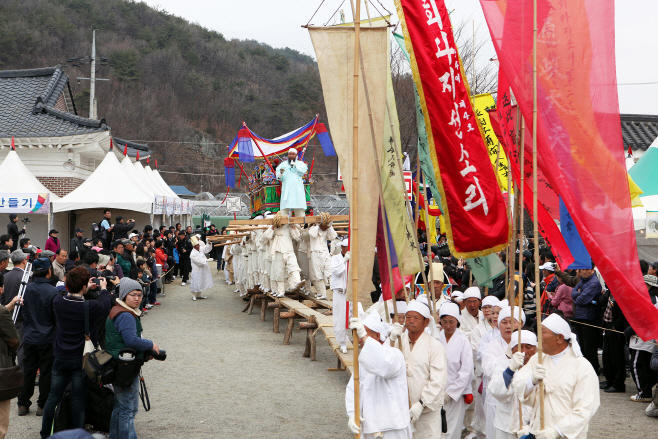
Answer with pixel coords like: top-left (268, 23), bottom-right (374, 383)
top-left (6, 272), bottom-right (656, 438)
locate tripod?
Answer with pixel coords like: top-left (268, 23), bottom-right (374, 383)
top-left (12, 258), bottom-right (33, 323)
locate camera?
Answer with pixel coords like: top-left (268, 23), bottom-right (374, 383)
top-left (22, 217), bottom-right (30, 224)
top-left (144, 349), bottom-right (166, 361)
top-left (21, 246), bottom-right (37, 260)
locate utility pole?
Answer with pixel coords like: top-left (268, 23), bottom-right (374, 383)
top-left (77, 29), bottom-right (109, 119)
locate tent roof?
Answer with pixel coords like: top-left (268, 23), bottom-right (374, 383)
top-left (0, 150), bottom-right (59, 199)
top-left (152, 170), bottom-right (179, 198)
top-left (53, 152), bottom-right (153, 213)
top-left (130, 159), bottom-right (164, 197)
top-left (144, 167), bottom-right (178, 199)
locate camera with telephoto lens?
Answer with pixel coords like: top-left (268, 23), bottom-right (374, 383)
top-left (22, 217), bottom-right (30, 224)
top-left (21, 246), bottom-right (37, 260)
top-left (144, 349), bottom-right (166, 361)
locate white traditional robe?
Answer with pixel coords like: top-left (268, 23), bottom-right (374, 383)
top-left (308, 224), bottom-right (337, 284)
top-left (487, 357), bottom-right (532, 439)
top-left (438, 330), bottom-right (473, 439)
top-left (331, 252), bottom-right (349, 348)
top-left (481, 333), bottom-right (508, 439)
top-left (264, 225), bottom-right (301, 293)
top-left (460, 309), bottom-right (483, 339)
top-left (346, 337), bottom-right (412, 438)
top-left (297, 228), bottom-right (311, 281)
top-left (512, 346), bottom-right (600, 439)
top-left (276, 159), bottom-right (308, 210)
top-left (190, 241), bottom-right (213, 294)
top-left (400, 331), bottom-right (447, 439)
top-left (468, 319), bottom-right (494, 435)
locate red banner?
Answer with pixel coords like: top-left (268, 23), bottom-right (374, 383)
top-left (395, 0), bottom-right (509, 257)
top-left (490, 72), bottom-right (573, 268)
top-left (481, 0), bottom-right (658, 339)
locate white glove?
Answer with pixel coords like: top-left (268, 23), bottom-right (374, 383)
top-left (347, 415), bottom-right (363, 434)
top-left (344, 251), bottom-right (351, 262)
top-left (531, 363), bottom-right (546, 385)
top-left (389, 323), bottom-right (405, 342)
top-left (409, 401), bottom-right (424, 424)
top-left (535, 427), bottom-right (560, 439)
top-left (515, 425), bottom-right (531, 438)
top-left (349, 317), bottom-right (367, 339)
top-left (509, 351), bottom-right (526, 372)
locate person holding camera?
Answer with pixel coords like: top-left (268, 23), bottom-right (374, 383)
top-left (40, 267), bottom-right (111, 439)
top-left (105, 278), bottom-right (159, 439)
top-left (112, 217), bottom-right (136, 241)
top-left (6, 215), bottom-right (26, 252)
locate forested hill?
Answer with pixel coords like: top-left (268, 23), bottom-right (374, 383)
top-left (0, 0), bottom-right (339, 194)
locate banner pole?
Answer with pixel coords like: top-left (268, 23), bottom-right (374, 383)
top-left (421, 171), bottom-right (437, 322)
top-left (532, 0), bottom-right (545, 429)
top-left (517, 112), bottom-right (526, 430)
top-left (350, 1), bottom-right (362, 437)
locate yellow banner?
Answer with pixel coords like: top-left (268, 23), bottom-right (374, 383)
top-left (473, 94), bottom-right (509, 192)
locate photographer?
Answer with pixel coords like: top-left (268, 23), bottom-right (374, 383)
top-left (6, 214), bottom-right (26, 252)
top-left (105, 278), bottom-right (160, 438)
top-left (112, 216), bottom-right (135, 241)
top-left (39, 267), bottom-right (111, 439)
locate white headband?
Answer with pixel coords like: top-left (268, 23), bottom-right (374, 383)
top-left (482, 296), bottom-right (500, 307)
top-left (497, 306), bottom-right (526, 327)
top-left (451, 291), bottom-right (464, 303)
top-left (407, 300), bottom-right (431, 319)
top-left (509, 330), bottom-right (538, 350)
top-left (439, 302), bottom-right (461, 321)
top-left (464, 286), bottom-right (482, 300)
top-left (362, 312), bottom-right (389, 341)
top-left (543, 313), bottom-right (583, 356)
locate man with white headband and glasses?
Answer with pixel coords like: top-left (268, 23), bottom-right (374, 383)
top-left (346, 313), bottom-right (411, 438)
top-left (467, 295), bottom-right (500, 439)
top-left (481, 306), bottom-right (525, 439)
top-left (389, 300), bottom-right (447, 438)
top-left (487, 330), bottom-right (537, 439)
top-left (512, 313), bottom-right (600, 439)
top-left (276, 148), bottom-right (308, 218)
top-left (438, 302), bottom-right (474, 439)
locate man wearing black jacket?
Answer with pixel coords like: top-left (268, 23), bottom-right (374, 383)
top-left (176, 231), bottom-right (193, 285)
top-left (112, 216), bottom-right (135, 241)
top-left (600, 290), bottom-right (629, 393)
top-left (6, 214), bottom-right (26, 252)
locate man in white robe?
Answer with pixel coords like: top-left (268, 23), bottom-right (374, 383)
top-left (297, 226), bottom-right (311, 293)
top-left (308, 217), bottom-right (337, 300)
top-left (230, 242), bottom-right (245, 296)
top-left (391, 300), bottom-right (447, 439)
top-left (512, 314), bottom-right (600, 439)
top-left (276, 148), bottom-right (308, 218)
top-left (481, 307), bottom-right (524, 439)
top-left (466, 296), bottom-right (499, 439)
top-left (248, 230), bottom-right (259, 288)
top-left (346, 313), bottom-right (412, 438)
top-left (331, 239), bottom-right (350, 353)
top-left (461, 287), bottom-right (483, 339)
top-left (189, 235), bottom-right (213, 300)
top-left (263, 215), bottom-right (304, 298)
top-left (487, 330), bottom-right (536, 439)
top-left (438, 303), bottom-right (474, 439)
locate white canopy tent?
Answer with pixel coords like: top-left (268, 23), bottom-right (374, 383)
top-left (53, 152), bottom-right (154, 238)
top-left (0, 150), bottom-right (65, 249)
top-left (152, 169), bottom-right (179, 199)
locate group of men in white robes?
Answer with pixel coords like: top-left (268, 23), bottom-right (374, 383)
top-left (344, 280), bottom-right (601, 438)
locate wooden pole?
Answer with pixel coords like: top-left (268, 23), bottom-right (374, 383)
top-left (508, 181), bottom-right (518, 303)
top-left (421, 171), bottom-right (437, 322)
top-left (532, 0), bottom-right (545, 429)
top-left (351, 1), bottom-right (362, 436)
top-left (414, 154), bottom-right (421, 233)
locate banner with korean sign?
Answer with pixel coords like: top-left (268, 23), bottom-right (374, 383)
top-left (0, 193), bottom-right (50, 214)
top-left (181, 199), bottom-right (189, 215)
top-left (174, 198), bottom-right (182, 215)
top-left (394, 0), bottom-right (509, 257)
top-left (153, 195), bottom-right (165, 215)
top-left (165, 197), bottom-right (174, 215)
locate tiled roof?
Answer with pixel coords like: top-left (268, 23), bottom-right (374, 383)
top-left (621, 114), bottom-right (658, 151)
top-left (169, 185), bottom-right (197, 196)
top-left (0, 65), bottom-right (109, 138)
top-left (113, 137), bottom-right (151, 159)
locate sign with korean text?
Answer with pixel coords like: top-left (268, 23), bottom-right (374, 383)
top-left (395, 0), bottom-right (509, 257)
top-left (0, 193), bottom-right (50, 214)
top-left (403, 171), bottom-right (413, 201)
top-left (153, 195), bottom-right (164, 215)
top-left (473, 94), bottom-right (509, 192)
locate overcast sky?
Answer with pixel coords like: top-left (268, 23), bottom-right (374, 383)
top-left (143, 0), bottom-right (657, 115)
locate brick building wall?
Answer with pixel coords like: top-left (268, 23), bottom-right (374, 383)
top-left (37, 176), bottom-right (84, 197)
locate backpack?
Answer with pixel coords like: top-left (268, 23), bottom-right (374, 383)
top-left (93, 220), bottom-right (108, 241)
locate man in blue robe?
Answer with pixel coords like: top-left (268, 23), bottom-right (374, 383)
top-left (276, 148), bottom-right (308, 217)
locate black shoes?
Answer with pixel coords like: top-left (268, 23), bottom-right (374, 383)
top-left (599, 381), bottom-right (611, 390)
top-left (604, 386), bottom-right (625, 393)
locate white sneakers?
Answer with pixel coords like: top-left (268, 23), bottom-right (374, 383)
top-left (181, 282), bottom-right (186, 286)
top-left (340, 346), bottom-right (347, 354)
top-left (276, 292), bottom-right (285, 298)
top-left (192, 296), bottom-right (197, 301)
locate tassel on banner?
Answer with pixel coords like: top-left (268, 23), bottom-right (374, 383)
top-left (224, 157), bottom-right (235, 189)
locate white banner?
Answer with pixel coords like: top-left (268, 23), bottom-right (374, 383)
top-left (153, 195), bottom-right (164, 215)
top-left (174, 198), bottom-right (182, 215)
top-left (165, 197), bottom-right (174, 215)
top-left (0, 193), bottom-right (50, 214)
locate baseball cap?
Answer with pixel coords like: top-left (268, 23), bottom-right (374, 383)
top-left (49, 229), bottom-right (59, 235)
top-left (75, 228), bottom-right (84, 233)
top-left (32, 258), bottom-right (51, 270)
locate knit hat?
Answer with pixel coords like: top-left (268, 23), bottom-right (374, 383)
top-left (119, 278), bottom-right (143, 301)
top-left (644, 274), bottom-right (658, 288)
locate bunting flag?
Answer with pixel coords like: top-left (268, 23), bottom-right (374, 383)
top-left (472, 93), bottom-right (509, 192)
top-left (395, 0), bottom-right (510, 257)
top-left (227, 116), bottom-right (336, 162)
top-left (480, 0), bottom-right (658, 339)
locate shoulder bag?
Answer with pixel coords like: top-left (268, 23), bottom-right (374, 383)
top-left (83, 301), bottom-right (116, 385)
